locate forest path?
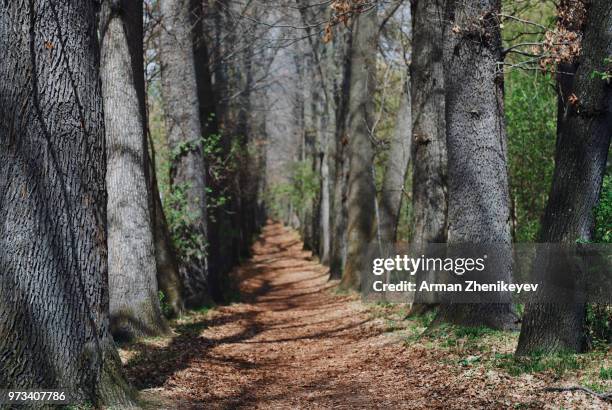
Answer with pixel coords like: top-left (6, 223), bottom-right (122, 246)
top-left (131, 222), bottom-right (425, 409)
top-left (127, 222), bottom-right (591, 409)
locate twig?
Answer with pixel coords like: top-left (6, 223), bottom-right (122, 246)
top-left (543, 386), bottom-right (612, 403)
top-left (498, 13), bottom-right (549, 32)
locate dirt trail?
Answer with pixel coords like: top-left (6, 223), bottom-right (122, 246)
top-left (127, 223), bottom-right (608, 409)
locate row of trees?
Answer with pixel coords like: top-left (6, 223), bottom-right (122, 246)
top-left (0, 0), bottom-right (268, 405)
top-left (0, 0), bottom-right (609, 406)
top-left (272, 0), bottom-right (610, 356)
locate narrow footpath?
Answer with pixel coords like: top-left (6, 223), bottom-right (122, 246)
top-left (125, 223), bottom-right (607, 409)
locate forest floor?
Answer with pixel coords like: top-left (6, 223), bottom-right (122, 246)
top-left (120, 222), bottom-right (611, 409)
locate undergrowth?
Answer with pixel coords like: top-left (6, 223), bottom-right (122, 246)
top-left (373, 305), bottom-right (611, 392)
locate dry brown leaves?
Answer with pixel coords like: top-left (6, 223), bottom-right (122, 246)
top-left (120, 222), bottom-right (611, 409)
top-left (323, 0), bottom-right (369, 43)
top-left (538, 0), bottom-right (588, 71)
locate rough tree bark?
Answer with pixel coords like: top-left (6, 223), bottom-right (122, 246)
top-left (203, 0), bottom-right (239, 284)
top-left (517, 0), bottom-right (611, 355)
top-left (409, 0), bottom-right (448, 311)
top-left (329, 26), bottom-right (353, 280)
top-left (434, 0), bottom-right (517, 329)
top-left (192, 0), bottom-right (228, 302)
top-left (340, 7), bottom-right (378, 291)
top-left (100, 0), bottom-right (169, 341)
top-left (159, 0), bottom-right (210, 308)
top-left (0, 0), bottom-right (133, 405)
top-left (379, 79), bottom-right (412, 244)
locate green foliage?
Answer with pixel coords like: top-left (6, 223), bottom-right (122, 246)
top-left (267, 160), bottom-right (320, 221)
top-left (292, 160), bottom-right (320, 202)
top-left (585, 175), bottom-right (612, 347)
top-left (414, 310), bottom-right (437, 328)
top-left (585, 304), bottom-right (611, 348)
top-left (505, 70), bottom-right (557, 241)
top-left (590, 57), bottom-right (612, 82)
top-left (424, 324), bottom-right (503, 350)
top-left (163, 124), bottom-right (246, 260)
top-left (494, 351), bottom-right (581, 377)
top-left (203, 132), bottom-right (240, 219)
top-left (600, 366), bottom-right (612, 380)
top-left (594, 174), bottom-right (612, 243)
top-left (158, 291), bottom-right (172, 318)
top-left (164, 181), bottom-right (207, 261)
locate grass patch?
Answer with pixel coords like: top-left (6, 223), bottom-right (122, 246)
top-left (600, 366), bottom-right (612, 380)
top-left (494, 351), bottom-right (581, 377)
top-left (424, 324), bottom-right (505, 350)
top-left (413, 310), bottom-right (436, 328)
top-left (582, 380), bottom-right (609, 394)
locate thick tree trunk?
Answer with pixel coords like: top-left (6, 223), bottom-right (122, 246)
top-left (329, 28), bottom-right (353, 280)
top-left (379, 79), bottom-right (412, 244)
top-left (100, 0), bottom-right (169, 341)
top-left (192, 0), bottom-right (218, 139)
top-left (434, 0), bottom-right (516, 329)
top-left (204, 0), bottom-right (237, 287)
top-left (0, 1), bottom-right (132, 405)
top-left (517, 0), bottom-right (611, 355)
top-left (211, 0), bottom-right (230, 126)
top-left (159, 0), bottom-right (210, 308)
top-left (409, 0), bottom-right (448, 311)
top-left (340, 7), bottom-right (378, 291)
top-left (410, 0), bottom-right (448, 247)
top-left (192, 0), bottom-right (229, 302)
top-left (318, 37), bottom-right (336, 266)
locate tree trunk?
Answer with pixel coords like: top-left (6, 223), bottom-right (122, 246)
top-left (0, 0), bottom-right (133, 405)
top-left (340, 7), bottom-right (378, 291)
top-left (192, 0), bottom-right (229, 302)
top-left (211, 0), bottom-right (230, 127)
top-left (409, 0), bottom-right (448, 311)
top-left (434, 0), bottom-right (516, 330)
top-left (236, 47), bottom-right (256, 260)
top-left (319, 128), bottom-right (331, 265)
top-left (329, 27), bottom-right (353, 280)
top-left (318, 36), bottom-right (336, 266)
top-left (300, 2), bottom-right (335, 266)
top-left (410, 0), bottom-right (448, 247)
top-left (517, 0), bottom-right (611, 355)
top-left (100, 0), bottom-right (169, 341)
top-left (159, 0), bottom-right (210, 308)
top-left (379, 79), bottom-right (412, 244)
